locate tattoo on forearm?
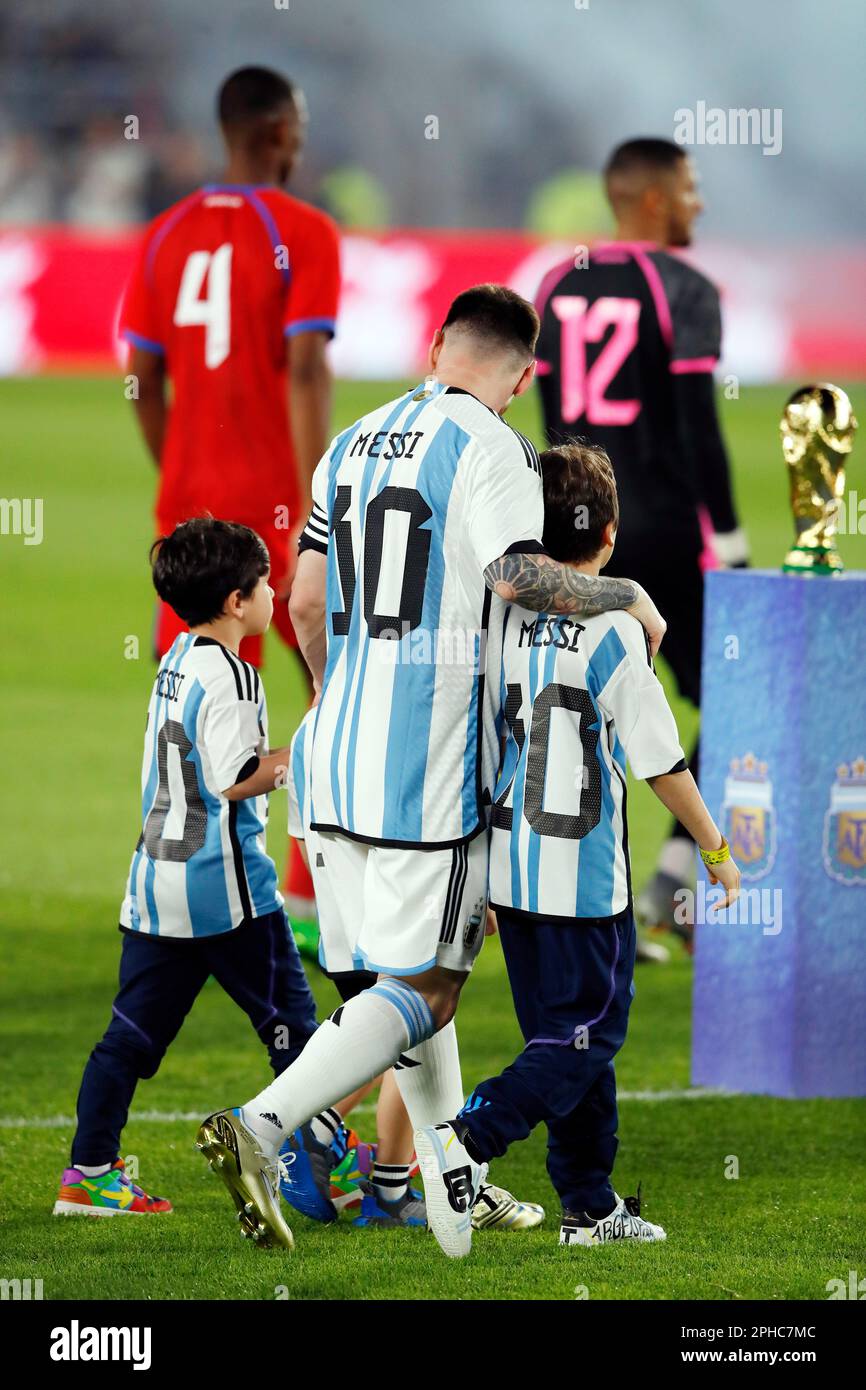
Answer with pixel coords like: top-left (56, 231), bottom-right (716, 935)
top-left (483, 552), bottom-right (639, 616)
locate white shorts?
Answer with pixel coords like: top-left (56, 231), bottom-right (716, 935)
top-left (312, 831), bottom-right (490, 977)
top-left (304, 826), bottom-right (364, 975)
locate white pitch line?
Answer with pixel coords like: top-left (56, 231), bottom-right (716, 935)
top-left (0, 1088), bottom-right (733, 1129)
top-left (618, 1086), bottom-right (734, 1102)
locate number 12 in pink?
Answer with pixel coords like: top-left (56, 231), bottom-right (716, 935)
top-left (551, 295), bottom-right (641, 426)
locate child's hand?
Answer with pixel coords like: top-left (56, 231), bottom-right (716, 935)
top-left (484, 907), bottom-right (498, 937)
top-left (708, 856), bottom-right (741, 908)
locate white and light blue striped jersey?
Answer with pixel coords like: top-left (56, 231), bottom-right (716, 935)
top-left (287, 708), bottom-right (315, 844)
top-left (489, 606), bottom-right (685, 921)
top-left (120, 633), bottom-right (282, 938)
top-left (286, 708), bottom-right (364, 974)
top-left (299, 379), bottom-right (544, 848)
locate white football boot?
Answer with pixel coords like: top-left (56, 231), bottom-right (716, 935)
top-left (414, 1123), bottom-right (488, 1258)
top-left (559, 1190), bottom-right (666, 1246)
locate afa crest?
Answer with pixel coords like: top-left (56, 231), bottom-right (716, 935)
top-left (823, 758), bottom-right (866, 887)
top-left (463, 897), bottom-right (486, 951)
top-left (720, 753), bottom-right (776, 881)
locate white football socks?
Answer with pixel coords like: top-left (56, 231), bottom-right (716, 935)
top-left (245, 979), bottom-right (436, 1158)
top-left (393, 1019), bottom-right (465, 1127)
top-left (371, 1161), bottom-right (410, 1204)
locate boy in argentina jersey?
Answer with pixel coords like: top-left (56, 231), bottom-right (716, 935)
top-left (488, 575), bottom-right (683, 924)
top-left (53, 520), bottom-right (317, 1221)
top-left (416, 443), bottom-right (741, 1256)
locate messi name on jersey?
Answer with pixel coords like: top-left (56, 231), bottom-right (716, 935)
top-left (518, 615), bottom-right (586, 652)
top-left (348, 428), bottom-right (425, 462)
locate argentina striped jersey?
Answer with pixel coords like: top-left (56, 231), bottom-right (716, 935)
top-left (287, 708), bottom-right (315, 843)
top-left (299, 379), bottom-right (544, 848)
top-left (120, 633), bottom-right (281, 937)
top-left (489, 607), bottom-right (685, 920)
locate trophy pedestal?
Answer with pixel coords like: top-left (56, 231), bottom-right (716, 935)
top-left (781, 546), bottom-right (844, 575)
top-left (692, 568), bottom-right (866, 1098)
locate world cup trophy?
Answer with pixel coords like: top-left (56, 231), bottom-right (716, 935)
top-left (781, 383), bottom-right (858, 575)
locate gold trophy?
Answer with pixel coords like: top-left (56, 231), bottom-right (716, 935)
top-left (781, 383), bottom-right (858, 575)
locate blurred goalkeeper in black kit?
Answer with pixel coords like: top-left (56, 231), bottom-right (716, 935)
top-left (533, 137), bottom-right (748, 951)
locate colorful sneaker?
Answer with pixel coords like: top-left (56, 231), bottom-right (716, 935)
top-left (559, 1190), bottom-right (666, 1246)
top-left (111, 1159), bottom-right (172, 1212)
top-left (53, 1162), bottom-right (172, 1217)
top-left (329, 1121), bottom-right (361, 1166)
top-left (329, 1135), bottom-right (376, 1214)
top-left (472, 1181), bottom-right (544, 1231)
top-left (352, 1184), bottom-right (427, 1228)
top-left (278, 1123), bottom-right (337, 1223)
top-left (196, 1107), bottom-right (294, 1250)
top-left (335, 1127), bottom-right (418, 1174)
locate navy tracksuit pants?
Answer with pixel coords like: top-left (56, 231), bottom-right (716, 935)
top-left (458, 907), bottom-right (636, 1214)
top-left (71, 910), bottom-right (318, 1167)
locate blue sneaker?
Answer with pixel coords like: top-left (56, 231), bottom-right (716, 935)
top-left (278, 1124), bottom-right (338, 1223)
top-left (353, 1184), bottom-right (427, 1228)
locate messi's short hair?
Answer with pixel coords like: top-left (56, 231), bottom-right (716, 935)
top-left (540, 441), bottom-right (619, 564)
top-left (442, 284), bottom-right (539, 361)
top-left (218, 66), bottom-right (297, 129)
top-left (150, 518), bottom-right (269, 627)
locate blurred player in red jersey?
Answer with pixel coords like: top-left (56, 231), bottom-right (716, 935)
top-left (121, 65), bottom-right (338, 917)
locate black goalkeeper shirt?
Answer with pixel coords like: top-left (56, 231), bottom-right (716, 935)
top-left (534, 241), bottom-right (738, 556)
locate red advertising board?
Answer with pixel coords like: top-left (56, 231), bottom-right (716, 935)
top-left (0, 226), bottom-right (863, 381)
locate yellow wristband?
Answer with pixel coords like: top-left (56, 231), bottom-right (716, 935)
top-left (700, 835), bottom-right (730, 867)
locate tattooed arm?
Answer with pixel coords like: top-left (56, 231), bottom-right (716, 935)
top-left (483, 550), bottom-right (667, 655)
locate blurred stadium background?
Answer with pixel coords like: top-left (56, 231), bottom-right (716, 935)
top-left (1, 0), bottom-right (864, 1301)
top-left (0, 0), bottom-right (864, 379)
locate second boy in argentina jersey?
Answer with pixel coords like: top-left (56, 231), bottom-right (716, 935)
top-left (489, 606), bottom-right (685, 921)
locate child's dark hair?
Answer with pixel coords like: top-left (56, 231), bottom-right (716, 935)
top-left (150, 518), bottom-right (269, 627)
top-left (540, 441), bottom-right (619, 564)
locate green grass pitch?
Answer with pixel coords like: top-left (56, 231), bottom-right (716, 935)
top-left (1, 375), bottom-right (864, 1301)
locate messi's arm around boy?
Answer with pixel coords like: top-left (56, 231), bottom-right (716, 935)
top-left (289, 539), bottom-right (667, 679)
top-left (483, 550), bottom-right (667, 657)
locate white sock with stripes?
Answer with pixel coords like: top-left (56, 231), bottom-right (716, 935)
top-left (393, 1019), bottom-right (465, 1128)
top-left (244, 979), bottom-right (436, 1158)
top-left (371, 1161), bottom-right (410, 1204)
top-left (310, 1107), bottom-right (342, 1150)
